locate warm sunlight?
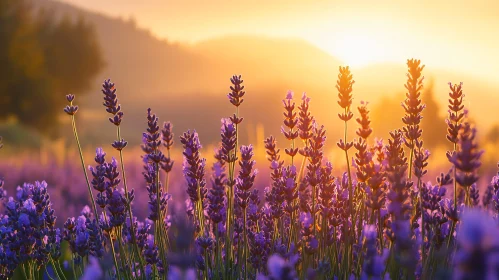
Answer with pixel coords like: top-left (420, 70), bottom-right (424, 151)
top-left (329, 33), bottom-right (387, 67)
top-left (5, 1), bottom-right (499, 279)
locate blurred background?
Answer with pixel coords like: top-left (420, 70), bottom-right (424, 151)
top-left (1, 0), bottom-right (498, 219)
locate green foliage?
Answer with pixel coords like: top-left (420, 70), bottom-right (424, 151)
top-left (0, 0), bottom-right (103, 136)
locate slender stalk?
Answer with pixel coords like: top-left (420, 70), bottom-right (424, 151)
top-left (116, 126), bottom-right (146, 279)
top-left (71, 258), bottom-right (77, 280)
top-left (49, 258), bottom-right (65, 280)
top-left (453, 143), bottom-right (457, 209)
top-left (225, 106), bottom-right (240, 274)
top-left (343, 108), bottom-right (354, 276)
top-left (70, 115), bottom-right (99, 221)
top-left (45, 266), bottom-right (55, 280)
top-left (312, 184), bottom-right (316, 235)
top-left (103, 212), bottom-right (122, 280)
top-left (52, 259), bottom-right (67, 280)
top-left (418, 178), bottom-right (425, 265)
top-left (243, 207), bottom-right (248, 280)
top-left (408, 144), bottom-right (414, 181)
top-left (22, 263), bottom-right (29, 280)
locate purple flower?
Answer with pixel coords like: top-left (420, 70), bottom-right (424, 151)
top-left (337, 66), bottom-right (355, 122)
top-left (111, 139), bottom-right (128, 151)
top-left (454, 209), bottom-right (499, 280)
top-left (220, 118), bottom-right (237, 164)
top-left (181, 130), bottom-right (207, 206)
top-left (227, 75), bottom-right (245, 107)
top-left (89, 148), bottom-right (107, 195)
top-left (101, 79), bottom-right (124, 126)
top-left (446, 82), bottom-right (465, 144)
top-left (264, 254), bottom-right (298, 280)
top-left (402, 59), bottom-right (425, 149)
top-left (281, 91), bottom-right (299, 158)
top-left (143, 238), bottom-right (159, 266)
top-left (297, 92), bottom-right (314, 141)
top-left (80, 256), bottom-right (103, 280)
top-left (208, 162), bottom-right (226, 226)
top-left (235, 145), bottom-right (257, 209)
top-left (447, 122), bottom-right (483, 191)
top-left (362, 225), bottom-right (387, 279)
top-left (162, 121), bottom-right (174, 150)
top-left (159, 125), bottom-right (175, 175)
top-left (318, 162), bottom-right (336, 222)
top-left (385, 130), bottom-right (417, 271)
top-left (66, 94), bottom-right (75, 102)
top-left (86, 219), bottom-right (104, 258)
top-left (249, 231), bottom-right (271, 271)
top-left (107, 190), bottom-right (126, 228)
top-left (63, 104), bottom-right (79, 115)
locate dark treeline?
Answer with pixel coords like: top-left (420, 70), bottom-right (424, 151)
top-left (0, 0), bottom-right (103, 136)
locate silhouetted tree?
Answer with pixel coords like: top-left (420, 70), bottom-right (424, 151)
top-left (421, 79), bottom-right (447, 149)
top-left (371, 78), bottom-right (447, 149)
top-left (486, 125), bottom-right (499, 143)
top-left (0, 0), bottom-right (103, 136)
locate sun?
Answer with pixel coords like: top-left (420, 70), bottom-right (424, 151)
top-left (328, 33), bottom-right (387, 67)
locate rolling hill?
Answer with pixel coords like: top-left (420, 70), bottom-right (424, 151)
top-left (27, 0), bottom-right (499, 148)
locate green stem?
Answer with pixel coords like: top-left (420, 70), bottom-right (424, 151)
top-left (49, 258), bottom-right (64, 280)
top-left (243, 207), bottom-right (248, 280)
top-left (343, 109), bottom-right (354, 276)
top-left (103, 212), bottom-right (122, 280)
top-left (418, 177), bottom-right (425, 266)
top-left (53, 259), bottom-right (68, 280)
top-left (70, 115), bottom-right (99, 221)
top-left (116, 126), bottom-right (146, 279)
top-left (45, 266), bottom-right (56, 280)
top-left (71, 258), bottom-right (77, 280)
top-left (408, 143), bottom-right (414, 181)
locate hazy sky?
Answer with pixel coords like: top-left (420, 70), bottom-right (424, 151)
top-left (59, 0), bottom-right (499, 80)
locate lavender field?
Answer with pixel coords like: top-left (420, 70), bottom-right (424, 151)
top-left (0, 59), bottom-right (497, 280)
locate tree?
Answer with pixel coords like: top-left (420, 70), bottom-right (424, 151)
top-left (371, 78), bottom-right (447, 149)
top-left (420, 79), bottom-right (448, 149)
top-left (0, 0), bottom-right (103, 136)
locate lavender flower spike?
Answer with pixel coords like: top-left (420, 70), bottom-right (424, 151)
top-left (102, 79), bottom-right (124, 126)
top-left (63, 94), bottom-right (79, 115)
top-left (227, 75), bottom-right (245, 107)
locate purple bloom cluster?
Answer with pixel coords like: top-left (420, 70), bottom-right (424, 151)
top-left (447, 122), bottom-right (483, 191)
top-left (0, 181), bottom-right (60, 278)
top-left (7, 61), bottom-right (499, 279)
top-left (101, 79), bottom-right (124, 126)
top-left (180, 130), bottom-right (207, 209)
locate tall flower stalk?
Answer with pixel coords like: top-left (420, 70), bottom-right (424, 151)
top-left (12, 60), bottom-right (499, 280)
top-left (64, 95), bottom-right (122, 280)
top-left (402, 59), bottom-right (425, 180)
top-left (180, 130), bottom-right (207, 236)
top-left (142, 108), bottom-right (170, 275)
top-left (101, 79), bottom-right (146, 277)
top-left (386, 130), bottom-right (416, 276)
top-left (336, 66), bottom-right (355, 212)
top-left (446, 82), bottom-right (465, 209)
top-left (64, 95), bottom-right (99, 220)
top-left (401, 59), bottom-right (426, 265)
top-left (225, 75), bottom-right (245, 271)
top-left (336, 66), bottom-right (354, 273)
top-left (235, 145), bottom-right (257, 279)
top-left (161, 122), bottom-right (174, 194)
top-left (282, 91), bottom-right (299, 166)
top-left (447, 121), bottom-right (483, 206)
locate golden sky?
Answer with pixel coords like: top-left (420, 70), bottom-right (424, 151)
top-left (60, 0), bottom-right (499, 80)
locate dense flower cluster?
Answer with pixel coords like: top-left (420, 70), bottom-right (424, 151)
top-left (2, 59), bottom-right (499, 279)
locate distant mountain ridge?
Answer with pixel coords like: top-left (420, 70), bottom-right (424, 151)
top-left (30, 0), bottom-right (499, 146)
